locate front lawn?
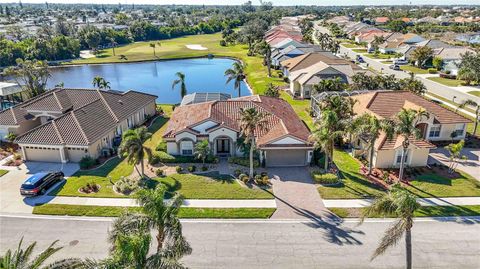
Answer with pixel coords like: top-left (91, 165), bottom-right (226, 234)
top-left (157, 173), bottom-right (273, 199)
top-left (468, 91), bottom-right (480, 97)
top-left (404, 171), bottom-right (480, 198)
top-left (33, 204), bottom-right (276, 218)
top-left (364, 53), bottom-right (392, 60)
top-left (427, 77), bottom-right (464, 87)
top-left (352, 48), bottom-right (367, 54)
top-left (317, 150), bottom-right (386, 199)
top-left (280, 92), bottom-right (313, 130)
top-left (400, 65), bottom-right (429, 74)
top-left (341, 43), bottom-right (362, 48)
top-left (328, 205), bottom-right (480, 218)
top-left (0, 169), bottom-right (9, 177)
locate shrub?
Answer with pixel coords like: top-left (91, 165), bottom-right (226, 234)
top-left (255, 175), bottom-right (270, 186)
top-left (13, 153), bottom-right (21, 160)
top-left (175, 166), bottom-right (183, 173)
top-left (311, 172), bottom-right (339, 184)
top-left (234, 169), bottom-right (242, 177)
top-left (188, 165), bottom-right (196, 172)
top-left (113, 177), bottom-right (138, 195)
top-left (155, 169), bottom-right (164, 177)
top-left (219, 40), bottom-right (227, 46)
top-left (149, 154), bottom-right (161, 165)
top-left (228, 157), bottom-right (260, 168)
top-left (80, 182), bottom-right (99, 193)
top-left (238, 173), bottom-right (249, 183)
top-left (155, 141), bottom-right (167, 152)
top-left (428, 68), bottom-right (437, 74)
top-left (79, 156), bottom-right (96, 169)
top-left (201, 166), bottom-right (208, 171)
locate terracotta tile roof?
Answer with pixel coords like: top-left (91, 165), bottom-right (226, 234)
top-left (163, 96), bottom-right (311, 147)
top-left (14, 88), bottom-right (156, 146)
top-left (352, 91), bottom-right (469, 150)
top-left (0, 106), bottom-right (33, 126)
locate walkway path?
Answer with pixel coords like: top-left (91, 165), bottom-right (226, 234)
top-left (31, 195), bottom-right (277, 208)
top-left (269, 167), bottom-right (327, 220)
top-left (323, 196), bottom-right (480, 208)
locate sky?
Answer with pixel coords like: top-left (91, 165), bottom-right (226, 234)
top-left (0, 0), bottom-right (479, 6)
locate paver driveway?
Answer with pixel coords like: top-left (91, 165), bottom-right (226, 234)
top-left (429, 147), bottom-right (480, 181)
top-left (269, 167), bottom-right (327, 220)
top-left (0, 162), bottom-right (79, 214)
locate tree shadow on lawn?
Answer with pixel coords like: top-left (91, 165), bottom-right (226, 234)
top-left (334, 170), bottom-right (386, 198)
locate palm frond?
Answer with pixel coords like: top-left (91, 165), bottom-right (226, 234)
top-left (371, 219), bottom-right (407, 261)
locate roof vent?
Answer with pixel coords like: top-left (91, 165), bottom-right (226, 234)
top-left (118, 100), bottom-right (123, 105)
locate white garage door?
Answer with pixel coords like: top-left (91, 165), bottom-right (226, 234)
top-left (24, 147), bottom-right (62, 162)
top-left (266, 149), bottom-right (307, 167)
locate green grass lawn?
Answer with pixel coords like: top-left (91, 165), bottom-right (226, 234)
top-left (328, 205), bottom-right (480, 218)
top-left (468, 91), bottom-right (480, 97)
top-left (158, 173), bottom-right (273, 199)
top-left (400, 65), bottom-right (429, 74)
top-left (33, 204), bottom-right (275, 218)
top-left (427, 77), bottom-right (464, 87)
top-left (364, 53), bottom-right (392, 60)
top-left (0, 169), bottom-right (9, 177)
top-left (317, 150), bottom-right (386, 199)
top-left (69, 33), bottom-right (285, 96)
top-left (352, 48), bottom-right (367, 54)
top-left (381, 60), bottom-right (393, 64)
top-left (404, 171), bottom-right (480, 198)
top-left (341, 43), bottom-right (362, 48)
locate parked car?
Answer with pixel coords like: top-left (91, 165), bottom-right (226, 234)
top-left (20, 171), bottom-right (64, 196)
top-left (367, 47), bottom-right (375, 53)
top-left (356, 55), bottom-right (365, 63)
top-left (389, 64), bottom-right (400, 70)
top-left (393, 59), bottom-right (408, 65)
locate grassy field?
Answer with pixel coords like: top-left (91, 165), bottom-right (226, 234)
top-left (352, 49), bottom-right (367, 54)
top-left (364, 53), bottom-right (392, 60)
top-left (400, 65), bottom-right (429, 74)
top-left (328, 205), bottom-right (480, 218)
top-left (0, 169), bottom-right (9, 177)
top-left (468, 91), bottom-right (480, 97)
top-left (158, 173), bottom-right (273, 199)
top-left (33, 204), bottom-right (276, 218)
top-left (427, 77), bottom-right (464, 87)
top-left (317, 150), bottom-right (385, 199)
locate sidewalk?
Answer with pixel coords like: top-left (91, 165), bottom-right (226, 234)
top-left (323, 197), bottom-right (480, 208)
top-left (31, 195), bottom-right (277, 208)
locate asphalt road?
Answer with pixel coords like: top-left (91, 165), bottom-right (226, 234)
top-left (1, 215), bottom-right (479, 269)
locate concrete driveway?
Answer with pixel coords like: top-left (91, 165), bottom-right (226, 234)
top-left (269, 167), bottom-right (327, 220)
top-left (429, 148), bottom-right (480, 181)
top-left (0, 162), bottom-right (79, 214)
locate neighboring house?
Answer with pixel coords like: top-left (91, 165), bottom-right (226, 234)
top-left (379, 33), bottom-right (426, 54)
top-left (350, 91), bottom-right (471, 168)
top-left (7, 88), bottom-right (157, 163)
top-left (270, 38), bottom-right (309, 51)
top-left (287, 59), bottom-right (365, 99)
top-left (280, 51), bottom-right (345, 76)
top-left (375, 17), bottom-right (390, 25)
top-left (435, 47), bottom-right (475, 75)
top-left (180, 92), bottom-right (231, 106)
top-left (163, 95), bottom-right (313, 167)
top-left (271, 45), bottom-right (325, 68)
top-left (403, 39), bottom-right (452, 60)
top-left (354, 30), bottom-right (387, 44)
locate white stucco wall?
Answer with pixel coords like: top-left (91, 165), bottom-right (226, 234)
top-left (167, 142), bottom-right (178, 155)
top-left (175, 131), bottom-right (197, 143)
top-left (208, 128), bottom-right (237, 142)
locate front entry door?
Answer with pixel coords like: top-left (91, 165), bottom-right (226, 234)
top-left (216, 139), bottom-right (230, 155)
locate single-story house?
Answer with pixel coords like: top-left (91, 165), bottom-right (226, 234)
top-left (350, 91), bottom-right (471, 168)
top-left (379, 33), bottom-right (426, 54)
top-left (271, 45), bottom-right (325, 68)
top-left (375, 17), bottom-right (390, 25)
top-left (7, 88), bottom-right (157, 163)
top-left (279, 52), bottom-right (345, 77)
top-left (163, 95), bottom-right (313, 167)
top-left (435, 47), bottom-right (475, 75)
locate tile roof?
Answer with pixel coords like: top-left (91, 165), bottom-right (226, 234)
top-left (163, 95), bottom-right (311, 147)
top-left (280, 52), bottom-right (348, 72)
top-left (352, 91), bottom-right (470, 150)
top-left (14, 88), bottom-right (156, 146)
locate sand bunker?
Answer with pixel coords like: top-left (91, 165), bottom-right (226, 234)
top-left (186, 44), bottom-right (208, 50)
top-left (80, 50), bottom-right (95, 59)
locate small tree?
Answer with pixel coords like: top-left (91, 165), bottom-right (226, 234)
top-left (4, 132), bottom-right (16, 144)
top-left (432, 56), bottom-right (443, 71)
top-left (194, 140), bottom-right (211, 165)
top-left (118, 127), bottom-right (152, 179)
top-left (171, 72), bottom-right (187, 99)
top-left (239, 107), bottom-right (268, 179)
top-left (411, 46), bottom-right (433, 68)
top-left (149, 42), bottom-right (156, 56)
top-left (264, 83), bottom-right (280, 98)
top-left (445, 140), bottom-right (466, 174)
top-left (5, 59), bottom-right (51, 99)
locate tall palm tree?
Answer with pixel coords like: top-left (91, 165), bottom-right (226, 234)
top-left (110, 38), bottom-right (117, 56)
top-left (0, 237), bottom-right (83, 269)
top-left (351, 113), bottom-right (394, 175)
top-left (313, 77), bottom-right (347, 93)
top-left (255, 41), bottom-right (272, 77)
top-left (118, 127), bottom-right (152, 179)
top-left (361, 186), bottom-right (420, 269)
top-left (171, 72), bottom-right (187, 99)
top-left (92, 76), bottom-right (110, 90)
top-left (239, 107), bottom-right (268, 178)
top-left (225, 62), bottom-right (246, 97)
top-left (89, 186), bottom-right (190, 269)
top-left (150, 43), bottom-right (156, 56)
top-left (458, 99), bottom-right (479, 135)
top-left (393, 109), bottom-right (429, 181)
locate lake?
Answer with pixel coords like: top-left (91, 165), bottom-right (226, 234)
top-left (47, 58), bottom-right (250, 104)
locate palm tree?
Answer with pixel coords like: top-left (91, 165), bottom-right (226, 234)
top-left (239, 107), bottom-right (268, 178)
top-left (0, 237), bottom-right (83, 269)
top-left (150, 43), bottom-right (156, 56)
top-left (92, 76), bottom-right (110, 89)
top-left (225, 61), bottom-right (246, 97)
top-left (444, 140), bottom-right (465, 174)
top-left (171, 72), bottom-right (187, 99)
top-left (118, 127), bottom-right (152, 179)
top-left (313, 77), bottom-right (347, 93)
top-left (352, 113), bottom-right (394, 175)
top-left (256, 41), bottom-right (272, 77)
top-left (194, 140), bottom-right (211, 165)
top-left (393, 109), bottom-right (429, 181)
top-left (458, 99), bottom-right (479, 135)
top-left (96, 186), bottom-right (190, 269)
top-left (361, 186), bottom-right (420, 269)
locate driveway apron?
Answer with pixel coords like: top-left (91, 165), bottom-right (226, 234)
top-left (269, 167), bottom-right (327, 220)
